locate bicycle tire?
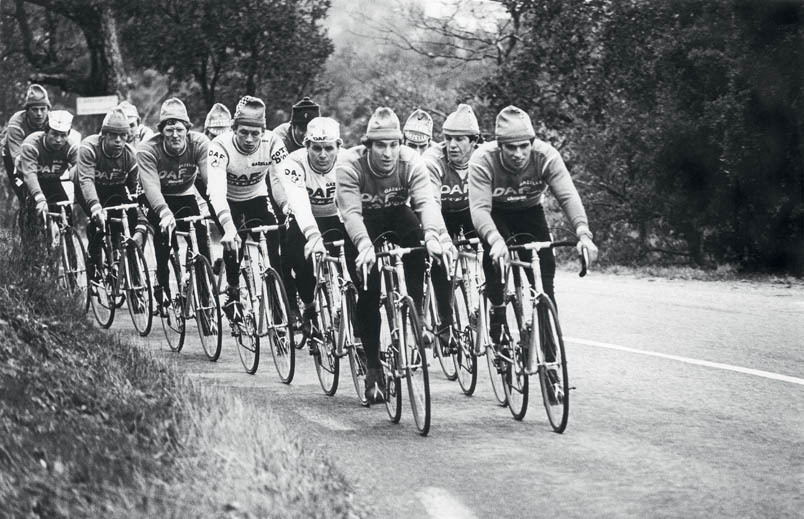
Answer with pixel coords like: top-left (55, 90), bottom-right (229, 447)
top-left (234, 253), bottom-right (260, 374)
top-left (502, 290), bottom-right (528, 420)
top-left (161, 253), bottom-right (186, 352)
top-left (429, 280), bottom-right (458, 381)
top-left (262, 267), bottom-right (295, 384)
top-left (536, 295), bottom-right (569, 433)
top-left (380, 294), bottom-right (402, 423)
top-left (312, 283), bottom-right (339, 396)
top-left (61, 228), bottom-right (89, 312)
top-left (484, 294), bottom-right (508, 407)
top-left (452, 281), bottom-right (477, 396)
top-left (193, 255), bottom-right (222, 361)
top-left (123, 241), bottom-right (153, 337)
top-left (402, 296), bottom-right (430, 436)
top-left (343, 285), bottom-right (369, 406)
top-left (89, 242), bottom-right (115, 328)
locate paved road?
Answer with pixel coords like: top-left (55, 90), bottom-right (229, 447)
top-left (120, 271), bottom-right (804, 518)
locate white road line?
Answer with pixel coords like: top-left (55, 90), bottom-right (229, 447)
top-left (566, 337), bottom-right (804, 386)
top-left (417, 487), bottom-right (478, 519)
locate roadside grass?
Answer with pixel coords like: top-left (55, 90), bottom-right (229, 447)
top-left (0, 227), bottom-right (368, 518)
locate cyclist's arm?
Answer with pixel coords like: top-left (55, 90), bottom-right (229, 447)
top-left (124, 144), bottom-right (139, 198)
top-left (468, 155), bottom-right (503, 247)
top-left (19, 139), bottom-right (45, 203)
top-left (137, 147), bottom-right (170, 220)
top-left (408, 160), bottom-right (447, 240)
top-left (77, 141), bottom-right (102, 215)
top-left (4, 120), bottom-right (26, 163)
top-left (206, 140), bottom-right (234, 233)
top-left (193, 133), bottom-right (213, 207)
top-left (424, 156), bottom-right (444, 210)
top-left (335, 162), bottom-right (371, 251)
top-left (267, 142), bottom-right (290, 214)
top-left (275, 156), bottom-right (320, 241)
top-left (540, 144), bottom-right (592, 239)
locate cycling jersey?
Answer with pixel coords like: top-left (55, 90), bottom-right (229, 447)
top-left (207, 129), bottom-right (319, 240)
top-left (469, 139), bottom-right (590, 247)
top-left (422, 142), bottom-right (470, 213)
top-left (336, 144), bottom-right (445, 251)
top-left (273, 122), bottom-right (304, 153)
top-left (17, 131), bottom-right (77, 204)
top-left (137, 131), bottom-right (210, 218)
top-left (2, 110), bottom-right (47, 164)
top-left (76, 134), bottom-right (138, 216)
top-left (285, 147), bottom-right (337, 218)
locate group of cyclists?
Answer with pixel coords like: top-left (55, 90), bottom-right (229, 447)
top-left (2, 83), bottom-right (599, 411)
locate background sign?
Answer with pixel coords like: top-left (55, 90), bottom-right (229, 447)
top-left (76, 95), bottom-right (119, 115)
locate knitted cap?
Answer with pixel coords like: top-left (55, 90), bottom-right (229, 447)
top-left (304, 117), bottom-right (340, 144)
top-left (118, 101), bottom-right (140, 123)
top-left (101, 107), bottom-right (130, 134)
top-left (25, 84), bottom-right (51, 108)
top-left (365, 107), bottom-right (402, 141)
top-left (47, 110), bottom-right (73, 133)
top-left (495, 105), bottom-right (535, 144)
top-left (233, 96), bottom-right (266, 128)
top-left (159, 97), bottom-right (191, 125)
top-left (291, 96), bottom-right (320, 126)
top-left (204, 103), bottom-right (232, 130)
top-left (403, 109), bottom-right (433, 144)
top-left (443, 104), bottom-right (480, 136)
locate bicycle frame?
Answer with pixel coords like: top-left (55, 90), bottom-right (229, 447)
top-left (173, 215), bottom-right (209, 318)
top-left (313, 239), bottom-right (356, 357)
top-left (238, 222), bottom-right (283, 337)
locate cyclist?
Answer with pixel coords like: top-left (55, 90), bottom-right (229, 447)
top-left (118, 101), bottom-right (154, 147)
top-left (17, 110), bottom-right (77, 234)
top-left (422, 103), bottom-right (481, 349)
top-left (336, 106), bottom-right (453, 404)
top-left (468, 105), bottom-right (599, 343)
top-left (281, 116), bottom-right (345, 344)
top-left (137, 97), bottom-right (213, 310)
top-left (75, 107), bottom-right (144, 292)
top-left (402, 108), bottom-right (433, 156)
top-left (203, 103), bottom-right (232, 139)
top-left (3, 84), bottom-right (51, 204)
top-left (206, 95), bottom-right (324, 321)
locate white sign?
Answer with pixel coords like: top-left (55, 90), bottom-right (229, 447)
top-left (76, 95), bottom-right (119, 115)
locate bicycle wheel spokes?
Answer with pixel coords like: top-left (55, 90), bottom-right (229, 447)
top-left (161, 254), bottom-right (186, 352)
top-left (193, 256), bottom-right (222, 361)
top-left (89, 245), bottom-right (115, 328)
top-left (537, 297), bottom-right (569, 433)
top-left (380, 299), bottom-right (402, 422)
top-left (452, 281), bottom-right (477, 396)
top-left (124, 241), bottom-right (153, 337)
top-left (313, 284), bottom-right (339, 396)
top-left (502, 296), bottom-right (528, 420)
top-left (402, 297), bottom-right (430, 436)
top-left (263, 268), bottom-right (295, 384)
top-left (343, 287), bottom-right (369, 406)
top-left (62, 228), bottom-right (89, 310)
top-left (430, 296), bottom-right (458, 381)
top-left (234, 260), bottom-right (260, 374)
top-left (484, 298), bottom-right (508, 407)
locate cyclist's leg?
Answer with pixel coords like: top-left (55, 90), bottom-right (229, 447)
top-left (391, 206), bottom-right (426, 313)
top-left (505, 206), bottom-right (556, 308)
top-left (483, 211), bottom-right (515, 338)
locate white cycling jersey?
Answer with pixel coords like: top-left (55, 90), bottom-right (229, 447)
top-left (285, 147), bottom-right (337, 218)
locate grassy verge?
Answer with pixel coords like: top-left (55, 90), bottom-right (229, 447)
top-left (0, 228), bottom-right (368, 518)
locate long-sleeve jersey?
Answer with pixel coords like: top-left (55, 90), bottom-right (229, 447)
top-left (468, 139), bottom-right (590, 247)
top-left (422, 142), bottom-right (470, 213)
top-left (2, 110), bottom-right (48, 163)
top-left (207, 130), bottom-right (319, 240)
top-left (77, 134), bottom-right (139, 215)
top-left (335, 144), bottom-right (446, 251)
top-left (272, 122), bottom-right (304, 153)
top-left (137, 131), bottom-right (210, 218)
top-left (17, 131), bottom-right (77, 203)
top-left (285, 147), bottom-right (338, 218)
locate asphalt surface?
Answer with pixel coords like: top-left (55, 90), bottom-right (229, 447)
top-left (117, 270), bottom-right (803, 519)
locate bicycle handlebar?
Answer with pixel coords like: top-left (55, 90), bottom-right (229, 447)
top-left (507, 240), bottom-right (588, 278)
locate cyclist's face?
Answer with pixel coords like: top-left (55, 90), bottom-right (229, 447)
top-left (234, 124), bottom-right (264, 152)
top-left (27, 105), bottom-right (48, 126)
top-left (45, 129), bottom-right (69, 149)
top-left (126, 117), bottom-right (138, 143)
top-left (102, 131), bottom-right (127, 155)
top-left (369, 140), bottom-right (400, 174)
top-left (403, 140), bottom-right (429, 156)
top-left (307, 141), bottom-right (339, 171)
top-left (501, 140), bottom-right (532, 170)
top-left (291, 124), bottom-right (307, 144)
top-left (163, 121), bottom-right (188, 152)
top-left (445, 135), bottom-right (474, 165)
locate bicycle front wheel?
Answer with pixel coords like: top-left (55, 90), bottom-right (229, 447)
top-left (234, 255), bottom-right (260, 374)
top-left (61, 228), bottom-right (89, 311)
top-left (536, 296), bottom-right (569, 433)
top-left (312, 283), bottom-right (339, 396)
top-left (89, 244), bottom-right (115, 328)
top-left (402, 296), bottom-right (430, 436)
top-left (502, 292), bottom-right (528, 420)
top-left (193, 255), bottom-right (223, 361)
top-left (484, 297), bottom-right (508, 407)
top-left (429, 283), bottom-right (458, 381)
top-left (452, 281), bottom-right (477, 396)
top-left (161, 253), bottom-right (186, 352)
top-left (342, 285), bottom-right (369, 406)
top-left (380, 295), bottom-right (402, 423)
top-left (262, 267), bottom-right (295, 384)
top-left (123, 241), bottom-right (153, 337)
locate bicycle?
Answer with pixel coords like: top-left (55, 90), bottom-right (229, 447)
top-left (42, 200), bottom-right (88, 309)
top-left (372, 233), bottom-right (431, 436)
top-left (87, 202), bottom-right (154, 336)
top-left (308, 234), bottom-right (368, 403)
top-left (159, 214), bottom-right (223, 361)
top-left (495, 234), bottom-right (588, 432)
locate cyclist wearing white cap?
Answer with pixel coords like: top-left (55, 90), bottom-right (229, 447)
top-left (203, 103), bottom-right (232, 140)
top-left (17, 110), bottom-right (77, 229)
top-left (206, 95), bottom-right (324, 320)
top-left (3, 84), bottom-right (51, 203)
top-left (402, 108), bottom-right (433, 155)
top-left (118, 101), bottom-right (154, 147)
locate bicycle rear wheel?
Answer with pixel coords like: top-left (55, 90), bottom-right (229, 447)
top-left (380, 296), bottom-right (402, 423)
top-left (161, 254), bottom-right (186, 352)
top-left (234, 255), bottom-right (260, 374)
top-left (193, 255), bottom-right (222, 361)
top-left (452, 281), bottom-right (477, 396)
top-left (502, 292), bottom-right (528, 420)
top-left (89, 244), bottom-right (115, 328)
top-left (123, 241), bottom-right (153, 337)
top-left (262, 267), bottom-right (295, 384)
top-left (312, 283), bottom-right (339, 396)
top-left (402, 296), bottom-right (430, 436)
top-left (536, 296), bottom-right (569, 433)
top-left (343, 286), bottom-right (369, 406)
top-left (61, 228), bottom-right (89, 311)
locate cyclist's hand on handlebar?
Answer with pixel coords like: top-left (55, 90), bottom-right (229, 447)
top-left (438, 233), bottom-right (457, 268)
top-left (221, 223), bottom-right (240, 251)
top-left (159, 211), bottom-right (176, 236)
top-left (304, 234), bottom-right (326, 259)
top-left (91, 207), bottom-right (106, 229)
top-left (425, 236), bottom-right (445, 264)
top-left (490, 240), bottom-right (509, 265)
top-left (577, 234), bottom-right (598, 268)
top-left (356, 245), bottom-right (376, 272)
top-left (34, 197), bottom-right (48, 216)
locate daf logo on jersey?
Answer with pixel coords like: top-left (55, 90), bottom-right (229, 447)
top-left (361, 186), bottom-right (406, 207)
top-left (95, 168), bottom-right (126, 182)
top-left (441, 183), bottom-right (468, 197)
top-left (158, 164), bottom-right (197, 183)
top-left (227, 171), bottom-right (263, 186)
top-left (285, 168), bottom-right (303, 186)
top-left (492, 181), bottom-right (544, 199)
top-left (308, 184), bottom-right (336, 204)
top-left (33, 162), bottom-right (69, 178)
top-left (208, 149), bottom-right (225, 168)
